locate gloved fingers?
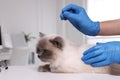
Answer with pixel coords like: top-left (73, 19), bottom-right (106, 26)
top-left (83, 45), bottom-right (102, 55)
top-left (62, 4), bottom-right (80, 13)
top-left (83, 54), bottom-right (106, 64)
top-left (60, 11), bottom-right (75, 21)
top-left (82, 49), bottom-right (103, 61)
top-left (91, 60), bottom-right (110, 67)
top-left (60, 4), bottom-right (77, 20)
top-left (62, 11), bottom-right (75, 20)
top-left (96, 42), bottom-right (105, 45)
top-left (60, 13), bottom-right (67, 20)
top-left (61, 11), bottom-right (80, 28)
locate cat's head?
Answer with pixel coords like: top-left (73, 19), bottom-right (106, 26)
top-left (36, 32), bottom-right (64, 62)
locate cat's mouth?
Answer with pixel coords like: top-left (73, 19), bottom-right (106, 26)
top-left (38, 55), bottom-right (51, 62)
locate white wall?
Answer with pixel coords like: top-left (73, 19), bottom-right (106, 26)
top-left (37, 0), bottom-right (57, 34)
top-left (0, 0), bottom-right (38, 35)
top-left (0, 0), bottom-right (58, 49)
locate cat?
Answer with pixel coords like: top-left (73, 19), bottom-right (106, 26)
top-left (36, 32), bottom-right (120, 75)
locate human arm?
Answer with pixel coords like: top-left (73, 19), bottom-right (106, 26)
top-left (99, 19), bottom-right (120, 35)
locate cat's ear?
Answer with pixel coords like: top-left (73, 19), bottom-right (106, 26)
top-left (49, 36), bottom-right (64, 50)
top-left (39, 32), bottom-right (45, 37)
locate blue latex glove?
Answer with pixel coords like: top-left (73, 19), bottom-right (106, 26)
top-left (60, 4), bottom-right (100, 36)
top-left (82, 41), bottom-right (120, 67)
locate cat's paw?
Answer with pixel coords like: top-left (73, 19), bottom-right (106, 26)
top-left (38, 64), bottom-right (51, 72)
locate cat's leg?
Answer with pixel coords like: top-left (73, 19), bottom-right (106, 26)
top-left (38, 64), bottom-right (51, 72)
top-left (110, 64), bottom-right (120, 75)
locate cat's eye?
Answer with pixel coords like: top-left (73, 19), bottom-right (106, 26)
top-left (40, 49), bottom-right (49, 54)
top-left (43, 49), bottom-right (49, 53)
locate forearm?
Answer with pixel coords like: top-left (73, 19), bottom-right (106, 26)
top-left (99, 19), bottom-right (120, 36)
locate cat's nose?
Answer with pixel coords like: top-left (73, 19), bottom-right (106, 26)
top-left (38, 55), bottom-right (41, 58)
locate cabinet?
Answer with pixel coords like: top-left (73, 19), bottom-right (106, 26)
top-left (10, 47), bottom-right (29, 66)
top-left (0, 48), bottom-right (12, 61)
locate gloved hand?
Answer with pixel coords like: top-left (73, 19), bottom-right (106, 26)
top-left (82, 41), bottom-right (120, 67)
top-left (60, 4), bottom-right (100, 36)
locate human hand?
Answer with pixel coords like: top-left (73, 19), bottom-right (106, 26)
top-left (82, 41), bottom-right (120, 67)
top-left (60, 4), bottom-right (100, 36)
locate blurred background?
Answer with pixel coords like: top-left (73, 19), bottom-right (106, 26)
top-left (0, 0), bottom-right (120, 66)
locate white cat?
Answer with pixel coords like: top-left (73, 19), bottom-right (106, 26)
top-left (36, 32), bottom-right (120, 75)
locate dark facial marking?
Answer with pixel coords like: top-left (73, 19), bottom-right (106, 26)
top-left (37, 49), bottom-right (53, 61)
top-left (49, 36), bottom-right (64, 50)
top-left (36, 39), bottom-right (53, 61)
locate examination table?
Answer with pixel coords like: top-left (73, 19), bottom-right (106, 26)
top-left (0, 66), bottom-right (120, 80)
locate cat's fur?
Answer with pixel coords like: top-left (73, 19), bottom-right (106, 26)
top-left (36, 32), bottom-right (120, 75)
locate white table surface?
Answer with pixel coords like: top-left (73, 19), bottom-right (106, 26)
top-left (0, 66), bottom-right (120, 80)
